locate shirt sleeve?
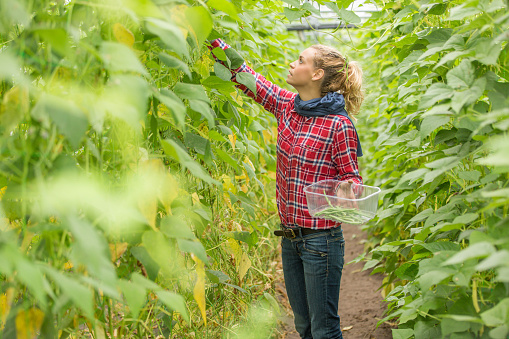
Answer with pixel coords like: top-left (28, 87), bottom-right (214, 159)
top-left (331, 118), bottom-right (363, 185)
top-left (208, 38), bottom-right (296, 120)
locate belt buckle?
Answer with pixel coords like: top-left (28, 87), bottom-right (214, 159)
top-left (285, 228), bottom-right (296, 239)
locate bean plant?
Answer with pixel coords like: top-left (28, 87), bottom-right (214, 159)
top-left (0, 0), bottom-right (309, 337)
top-left (350, 0), bottom-right (509, 338)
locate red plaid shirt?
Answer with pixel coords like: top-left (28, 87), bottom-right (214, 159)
top-left (209, 39), bottom-right (363, 230)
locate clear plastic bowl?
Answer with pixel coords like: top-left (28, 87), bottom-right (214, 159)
top-left (303, 179), bottom-right (381, 225)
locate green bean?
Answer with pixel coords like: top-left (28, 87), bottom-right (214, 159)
top-left (313, 189), bottom-right (373, 224)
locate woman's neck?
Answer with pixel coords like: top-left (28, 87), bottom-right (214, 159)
top-left (297, 87), bottom-right (323, 101)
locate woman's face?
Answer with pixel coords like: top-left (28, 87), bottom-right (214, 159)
top-left (286, 48), bottom-right (318, 88)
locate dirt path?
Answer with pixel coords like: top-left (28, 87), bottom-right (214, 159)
top-left (275, 225), bottom-right (395, 339)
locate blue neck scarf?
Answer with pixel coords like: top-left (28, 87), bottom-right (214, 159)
top-left (294, 92), bottom-right (363, 157)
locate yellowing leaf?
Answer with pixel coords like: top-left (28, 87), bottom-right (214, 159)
top-left (223, 193), bottom-right (235, 213)
top-left (238, 252), bottom-right (251, 283)
top-left (160, 172), bottom-right (179, 214)
top-left (20, 231), bottom-right (34, 252)
top-left (109, 242), bottom-right (128, 262)
top-left (15, 308), bottom-right (44, 339)
top-left (1, 85), bottom-right (29, 132)
top-left (228, 133), bottom-right (236, 151)
top-left (222, 175), bottom-right (236, 194)
top-left (244, 156), bottom-right (255, 171)
top-left (138, 197), bottom-right (157, 230)
top-left (230, 91), bottom-right (243, 106)
top-left (0, 186), bottom-right (6, 200)
top-left (225, 238), bottom-right (251, 282)
top-left (262, 129), bottom-right (272, 143)
top-left (226, 238), bottom-right (242, 261)
top-left (63, 261), bottom-right (74, 270)
top-left (113, 23), bottom-right (135, 47)
top-left (192, 254), bottom-right (207, 325)
top-left (191, 192), bottom-right (201, 205)
top-left (1, 288), bottom-right (14, 331)
top-left (170, 5), bottom-right (190, 38)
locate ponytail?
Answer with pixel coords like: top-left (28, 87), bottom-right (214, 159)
top-left (310, 45), bottom-right (364, 115)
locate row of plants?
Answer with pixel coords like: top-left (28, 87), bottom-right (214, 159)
top-left (0, 0), bottom-right (319, 337)
top-left (352, 0), bottom-right (509, 338)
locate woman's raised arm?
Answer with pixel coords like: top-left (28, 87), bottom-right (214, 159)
top-left (208, 38), bottom-right (296, 120)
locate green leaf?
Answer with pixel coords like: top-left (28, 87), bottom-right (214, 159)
top-left (236, 72), bottom-right (257, 94)
top-left (142, 230), bottom-right (178, 277)
top-left (425, 156), bottom-right (460, 169)
top-left (446, 60), bottom-right (474, 90)
top-left (440, 317), bottom-right (470, 336)
top-left (443, 242), bottom-right (496, 265)
top-left (420, 115), bottom-right (450, 137)
top-left (458, 170), bottom-right (481, 181)
top-left (0, 51), bottom-right (23, 81)
top-left (452, 213), bottom-right (478, 225)
top-left (161, 139), bottom-right (220, 186)
top-left (100, 42), bottom-right (148, 75)
top-left (159, 52), bottom-right (192, 79)
top-left (419, 83), bottom-right (454, 109)
top-left (475, 39), bottom-right (503, 66)
top-left (206, 270), bottom-right (230, 283)
top-left (207, 0), bottom-right (239, 20)
top-left (160, 216), bottom-right (195, 239)
top-left (189, 99), bottom-right (215, 129)
top-left (421, 241), bottom-right (460, 253)
top-left (418, 270), bottom-right (451, 290)
top-left (68, 217), bottom-right (116, 286)
top-left (35, 28), bottom-right (70, 56)
top-left (282, 0), bottom-right (301, 6)
top-left (156, 290), bottom-right (190, 323)
top-left (177, 238), bottom-right (208, 264)
top-left (118, 279), bottom-right (146, 319)
top-left (211, 47), bottom-right (229, 66)
top-left (130, 246), bottom-right (160, 281)
top-left (476, 250), bottom-right (509, 271)
top-left (44, 266), bottom-right (94, 319)
top-left (283, 7), bottom-right (307, 22)
top-left (480, 298), bottom-right (509, 327)
top-left (157, 89), bottom-right (186, 131)
top-left (15, 259), bottom-right (47, 308)
top-left (339, 8), bottom-right (361, 24)
top-left (185, 6), bottom-right (213, 48)
top-left (31, 93), bottom-right (88, 148)
top-left (224, 47), bottom-right (244, 69)
top-left (424, 28), bottom-right (453, 46)
top-left (392, 328), bottom-right (413, 339)
top-left (476, 135), bottom-right (509, 167)
top-left (395, 262), bottom-right (418, 281)
top-left (185, 132), bottom-right (208, 155)
top-left (173, 83), bottom-right (210, 103)
top-left (215, 148), bottom-right (240, 172)
top-left (145, 18), bottom-right (189, 60)
top-left (214, 62), bottom-right (232, 81)
top-left (201, 75), bottom-right (236, 93)
top-left (447, 4), bottom-right (481, 21)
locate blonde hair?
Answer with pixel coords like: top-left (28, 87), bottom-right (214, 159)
top-left (310, 45), bottom-right (364, 115)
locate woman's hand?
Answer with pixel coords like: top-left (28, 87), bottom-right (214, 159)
top-left (336, 179), bottom-right (357, 209)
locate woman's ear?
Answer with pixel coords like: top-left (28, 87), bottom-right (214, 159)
top-left (312, 68), bottom-right (324, 82)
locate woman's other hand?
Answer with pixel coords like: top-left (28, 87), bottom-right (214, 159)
top-left (337, 179), bottom-right (357, 209)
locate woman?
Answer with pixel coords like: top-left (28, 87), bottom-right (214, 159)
top-left (208, 38), bottom-right (363, 339)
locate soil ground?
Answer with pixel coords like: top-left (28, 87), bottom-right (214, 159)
top-left (275, 224), bottom-right (396, 339)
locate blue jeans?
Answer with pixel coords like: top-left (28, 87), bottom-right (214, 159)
top-left (281, 227), bottom-right (345, 339)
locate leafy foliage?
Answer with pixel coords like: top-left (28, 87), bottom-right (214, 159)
top-left (0, 0), bottom-right (305, 337)
top-left (353, 0), bottom-right (509, 338)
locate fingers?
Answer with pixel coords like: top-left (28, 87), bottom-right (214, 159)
top-left (337, 180), bottom-right (357, 209)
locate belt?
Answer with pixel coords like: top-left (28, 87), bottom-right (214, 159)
top-left (273, 227), bottom-right (328, 239)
